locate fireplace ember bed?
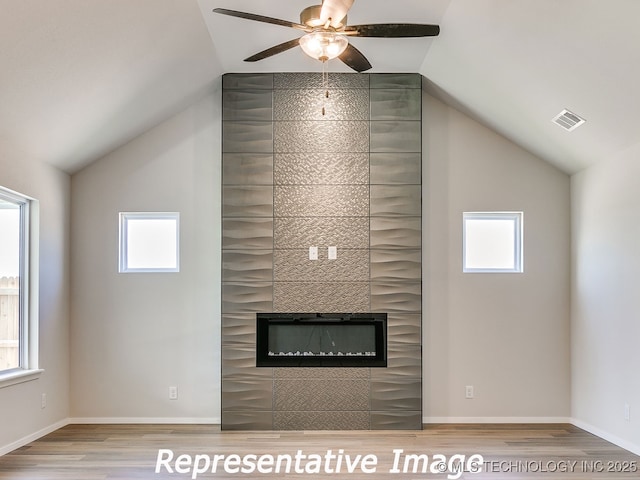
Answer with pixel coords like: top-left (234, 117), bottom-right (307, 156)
top-left (256, 313), bottom-right (387, 367)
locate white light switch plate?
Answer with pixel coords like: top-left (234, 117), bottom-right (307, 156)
top-left (309, 246), bottom-right (318, 260)
top-left (328, 246), bottom-right (337, 260)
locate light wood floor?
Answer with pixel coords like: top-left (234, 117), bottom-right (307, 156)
top-left (0, 424), bottom-right (638, 479)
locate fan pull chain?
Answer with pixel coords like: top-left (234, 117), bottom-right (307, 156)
top-left (321, 60), bottom-right (329, 116)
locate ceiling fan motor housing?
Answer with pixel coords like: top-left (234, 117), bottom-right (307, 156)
top-left (300, 5), bottom-right (346, 29)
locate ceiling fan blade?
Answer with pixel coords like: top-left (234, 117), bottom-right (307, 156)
top-left (244, 38), bottom-right (302, 62)
top-left (345, 23), bottom-right (440, 37)
top-left (338, 43), bottom-right (372, 72)
top-left (320, 0), bottom-right (355, 27)
top-left (213, 8), bottom-right (308, 32)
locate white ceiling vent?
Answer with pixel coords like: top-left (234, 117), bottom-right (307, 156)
top-left (552, 109), bottom-right (586, 131)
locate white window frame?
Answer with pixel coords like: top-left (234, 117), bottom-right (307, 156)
top-left (119, 212), bottom-right (180, 273)
top-left (463, 211), bottom-right (523, 273)
top-left (0, 186), bottom-right (41, 387)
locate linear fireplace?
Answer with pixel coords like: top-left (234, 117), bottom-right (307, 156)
top-left (256, 313), bottom-right (387, 367)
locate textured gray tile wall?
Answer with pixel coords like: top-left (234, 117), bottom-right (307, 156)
top-left (221, 73), bottom-right (422, 430)
top-left (369, 73), bottom-right (422, 429)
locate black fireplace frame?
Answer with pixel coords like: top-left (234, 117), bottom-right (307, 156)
top-left (256, 313), bottom-right (387, 367)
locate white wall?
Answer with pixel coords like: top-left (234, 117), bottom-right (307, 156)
top-left (571, 144), bottom-right (640, 454)
top-left (0, 154), bottom-right (70, 452)
top-left (423, 92), bottom-right (571, 421)
top-left (70, 86), bottom-right (222, 421)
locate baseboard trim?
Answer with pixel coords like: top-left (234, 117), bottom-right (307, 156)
top-left (68, 417), bottom-right (221, 425)
top-left (423, 416), bottom-right (571, 424)
top-left (571, 418), bottom-right (640, 456)
top-left (0, 418), bottom-right (69, 456)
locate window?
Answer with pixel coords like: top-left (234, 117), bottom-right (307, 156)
top-left (463, 212), bottom-right (523, 273)
top-left (119, 212), bottom-right (180, 273)
top-left (0, 187), bottom-right (36, 379)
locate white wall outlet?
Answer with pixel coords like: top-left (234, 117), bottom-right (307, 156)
top-left (624, 403), bottom-right (630, 422)
top-left (328, 246), bottom-right (337, 260)
top-left (169, 386), bottom-right (178, 400)
top-left (309, 246), bottom-right (318, 260)
top-left (465, 385), bottom-right (474, 399)
top-left (41, 393), bottom-right (47, 409)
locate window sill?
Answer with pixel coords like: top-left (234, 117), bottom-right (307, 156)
top-left (0, 369), bottom-right (44, 389)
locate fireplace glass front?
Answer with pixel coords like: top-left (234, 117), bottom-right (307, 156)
top-left (256, 313), bottom-right (387, 367)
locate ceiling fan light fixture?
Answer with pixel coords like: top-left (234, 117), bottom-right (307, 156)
top-left (299, 31), bottom-right (348, 61)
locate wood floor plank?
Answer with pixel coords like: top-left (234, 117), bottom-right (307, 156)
top-left (0, 424), bottom-right (638, 479)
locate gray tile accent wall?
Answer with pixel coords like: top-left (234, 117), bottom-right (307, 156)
top-left (274, 185), bottom-right (369, 217)
top-left (223, 121), bottom-right (273, 153)
top-left (274, 121), bottom-right (369, 153)
top-left (274, 249), bottom-right (369, 282)
top-left (222, 218), bottom-right (273, 250)
top-left (274, 89), bottom-right (369, 121)
top-left (274, 217), bottom-right (369, 249)
top-left (273, 282), bottom-right (370, 313)
top-left (221, 73), bottom-right (422, 430)
top-left (370, 152), bottom-right (421, 185)
top-left (274, 73), bottom-right (369, 90)
top-left (274, 153), bottom-right (369, 185)
top-left (223, 153), bottom-right (273, 185)
top-left (274, 379), bottom-right (370, 411)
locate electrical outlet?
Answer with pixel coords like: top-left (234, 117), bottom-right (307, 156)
top-left (624, 403), bottom-right (630, 422)
top-left (465, 385), bottom-right (474, 399)
top-left (169, 386), bottom-right (178, 400)
top-left (41, 393), bottom-right (47, 409)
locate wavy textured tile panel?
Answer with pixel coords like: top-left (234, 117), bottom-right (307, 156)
top-left (370, 216), bottom-right (421, 249)
top-left (370, 121), bottom-right (421, 153)
top-left (370, 73), bottom-right (421, 89)
top-left (222, 282), bottom-right (273, 314)
top-left (221, 411), bottom-right (273, 431)
top-left (221, 345), bottom-right (273, 378)
top-left (223, 90), bottom-right (273, 122)
top-left (371, 345), bottom-right (422, 379)
top-left (222, 377), bottom-right (273, 411)
top-left (222, 313), bottom-right (257, 346)
top-left (274, 185), bottom-right (369, 217)
top-left (370, 282), bottom-right (422, 313)
top-left (371, 89), bottom-right (421, 121)
top-left (370, 152), bottom-right (421, 185)
top-left (222, 218), bottom-right (273, 250)
top-left (274, 153), bottom-right (369, 185)
top-left (223, 73), bottom-right (273, 90)
top-left (370, 249), bottom-right (421, 281)
top-left (274, 249), bottom-right (369, 282)
top-left (274, 411), bottom-right (370, 430)
top-left (274, 121), bottom-right (369, 153)
top-left (273, 282), bottom-right (369, 312)
top-left (222, 250), bottom-right (273, 282)
top-left (274, 217), bottom-right (369, 249)
top-left (370, 185), bottom-right (422, 216)
top-left (274, 88), bottom-right (369, 121)
top-left (274, 367), bottom-right (369, 379)
top-left (274, 379), bottom-right (369, 411)
top-left (222, 186), bottom-right (273, 217)
top-left (274, 73), bottom-right (369, 90)
top-left (386, 314), bottom-right (422, 345)
top-left (223, 121), bottom-right (273, 153)
top-left (370, 377), bottom-right (422, 411)
top-left (370, 411), bottom-right (422, 430)
top-left (223, 153), bottom-right (273, 186)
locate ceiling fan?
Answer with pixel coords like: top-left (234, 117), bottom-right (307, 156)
top-left (213, 0), bottom-right (440, 72)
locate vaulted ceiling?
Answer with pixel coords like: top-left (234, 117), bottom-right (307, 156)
top-left (3, 0), bottom-right (639, 174)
